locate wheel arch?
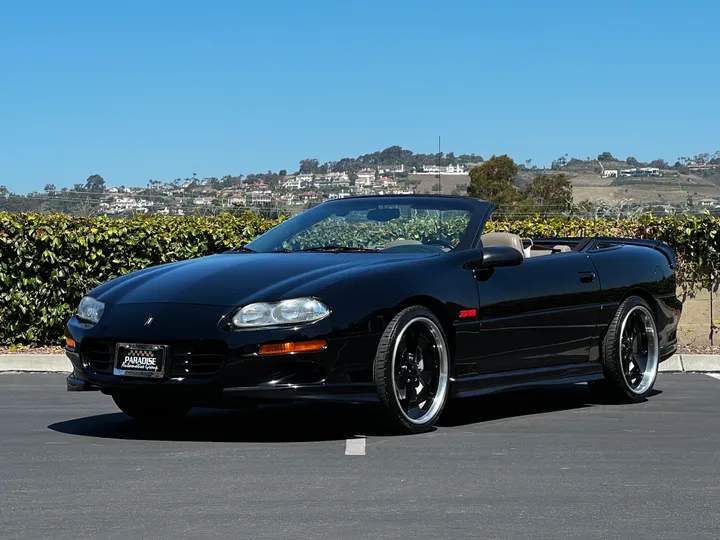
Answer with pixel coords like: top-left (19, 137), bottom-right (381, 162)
top-left (619, 287), bottom-right (660, 322)
top-left (598, 287), bottom-right (660, 346)
top-left (386, 295), bottom-right (456, 359)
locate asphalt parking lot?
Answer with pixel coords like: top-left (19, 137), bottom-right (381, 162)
top-left (1, 374), bottom-right (719, 540)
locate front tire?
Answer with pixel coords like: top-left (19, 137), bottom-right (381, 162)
top-left (589, 296), bottom-right (660, 403)
top-left (112, 392), bottom-right (192, 422)
top-left (373, 306), bottom-right (450, 434)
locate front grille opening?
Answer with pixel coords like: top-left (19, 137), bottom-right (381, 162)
top-left (83, 341), bottom-right (114, 373)
top-left (171, 342), bottom-right (226, 377)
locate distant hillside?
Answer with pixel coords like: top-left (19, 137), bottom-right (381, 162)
top-left (3, 146), bottom-right (719, 215)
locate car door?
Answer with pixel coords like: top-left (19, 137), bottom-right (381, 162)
top-left (474, 251), bottom-right (602, 373)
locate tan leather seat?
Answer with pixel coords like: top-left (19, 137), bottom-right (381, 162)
top-left (480, 232), bottom-right (524, 256)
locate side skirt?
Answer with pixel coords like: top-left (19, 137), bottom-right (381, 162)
top-left (450, 362), bottom-right (605, 399)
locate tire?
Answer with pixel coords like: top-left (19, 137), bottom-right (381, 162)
top-left (589, 296), bottom-right (660, 403)
top-left (373, 306), bottom-right (450, 434)
top-left (112, 391), bottom-right (192, 422)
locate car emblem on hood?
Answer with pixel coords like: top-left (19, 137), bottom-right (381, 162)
top-left (144, 317), bottom-right (154, 326)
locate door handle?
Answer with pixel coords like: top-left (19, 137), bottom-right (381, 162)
top-left (579, 271), bottom-right (595, 283)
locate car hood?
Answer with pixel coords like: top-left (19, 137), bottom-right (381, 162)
top-left (91, 251), bottom-right (436, 307)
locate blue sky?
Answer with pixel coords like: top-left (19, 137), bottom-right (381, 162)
top-left (1, 0), bottom-right (718, 194)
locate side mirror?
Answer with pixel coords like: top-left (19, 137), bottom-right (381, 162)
top-left (463, 246), bottom-right (523, 270)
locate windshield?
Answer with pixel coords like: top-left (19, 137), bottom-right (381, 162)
top-left (245, 196), bottom-right (486, 253)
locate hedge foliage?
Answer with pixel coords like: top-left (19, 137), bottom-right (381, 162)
top-left (0, 212), bottom-right (281, 346)
top-left (1, 211), bottom-right (719, 346)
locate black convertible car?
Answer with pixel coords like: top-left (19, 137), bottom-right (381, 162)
top-left (65, 195), bottom-right (682, 434)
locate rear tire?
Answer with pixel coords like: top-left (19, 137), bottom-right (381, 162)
top-left (373, 306), bottom-right (450, 434)
top-left (589, 296), bottom-right (659, 403)
top-left (112, 392), bottom-right (192, 422)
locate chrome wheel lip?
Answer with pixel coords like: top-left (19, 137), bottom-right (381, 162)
top-left (390, 316), bottom-right (449, 425)
top-left (619, 305), bottom-right (659, 395)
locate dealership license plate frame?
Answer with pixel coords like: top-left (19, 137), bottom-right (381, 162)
top-left (113, 343), bottom-right (169, 379)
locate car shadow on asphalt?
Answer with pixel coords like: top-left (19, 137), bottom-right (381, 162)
top-left (48, 402), bottom-right (369, 443)
top-left (47, 384), bottom-right (661, 443)
top-left (437, 384), bottom-right (662, 428)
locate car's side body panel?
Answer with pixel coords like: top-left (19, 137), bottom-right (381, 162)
top-left (472, 251), bottom-right (602, 373)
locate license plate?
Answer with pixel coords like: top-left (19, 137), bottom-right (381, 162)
top-left (114, 343), bottom-right (168, 379)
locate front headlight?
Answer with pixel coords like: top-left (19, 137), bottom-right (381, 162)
top-left (232, 297), bottom-right (330, 328)
top-left (76, 296), bottom-right (105, 325)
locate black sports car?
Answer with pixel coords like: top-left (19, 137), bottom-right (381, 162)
top-left (65, 195), bottom-right (682, 434)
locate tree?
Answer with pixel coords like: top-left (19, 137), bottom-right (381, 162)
top-left (650, 159), bottom-right (669, 169)
top-left (523, 174), bottom-right (573, 215)
top-left (0, 185), bottom-right (8, 198)
top-left (626, 157), bottom-right (639, 167)
top-left (44, 184), bottom-right (56, 194)
top-left (279, 170), bottom-right (287, 176)
top-left (598, 152), bottom-right (616, 161)
top-left (467, 155), bottom-right (524, 205)
top-left (551, 154), bottom-right (569, 170)
top-left (299, 159), bottom-right (320, 174)
top-left (85, 174), bottom-right (105, 192)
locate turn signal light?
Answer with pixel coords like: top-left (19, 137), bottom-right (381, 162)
top-left (259, 340), bottom-right (326, 355)
top-left (65, 338), bottom-right (76, 349)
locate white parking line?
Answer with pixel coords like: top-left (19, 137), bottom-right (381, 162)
top-left (707, 374), bottom-right (720, 381)
top-left (345, 437), bottom-right (366, 456)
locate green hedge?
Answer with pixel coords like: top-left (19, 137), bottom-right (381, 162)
top-left (1, 211), bottom-right (718, 346)
top-left (0, 212), bottom-right (281, 346)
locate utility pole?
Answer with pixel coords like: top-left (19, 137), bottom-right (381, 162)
top-left (437, 136), bottom-right (441, 193)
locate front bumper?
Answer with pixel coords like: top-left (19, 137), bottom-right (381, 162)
top-left (66, 372), bottom-right (378, 403)
top-left (64, 314), bottom-right (382, 404)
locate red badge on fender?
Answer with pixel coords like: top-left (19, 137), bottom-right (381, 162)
top-left (459, 309), bottom-right (477, 319)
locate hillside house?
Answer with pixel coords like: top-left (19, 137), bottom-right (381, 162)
top-left (378, 176), bottom-right (397, 187)
top-left (688, 163), bottom-right (720, 170)
top-left (378, 164), bottom-right (405, 174)
top-left (327, 191), bottom-right (351, 200)
top-left (249, 191), bottom-right (273, 205)
top-left (356, 170), bottom-right (376, 187)
top-left (283, 175), bottom-right (314, 190)
top-left (316, 173), bottom-right (350, 188)
top-left (420, 164), bottom-right (466, 175)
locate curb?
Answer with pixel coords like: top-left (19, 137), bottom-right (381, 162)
top-left (1, 354), bottom-right (720, 373)
top-left (0, 355), bottom-right (73, 373)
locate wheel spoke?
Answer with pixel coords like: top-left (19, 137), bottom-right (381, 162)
top-left (416, 333), bottom-right (431, 355)
top-left (420, 367), bottom-right (437, 390)
top-left (415, 380), bottom-right (431, 409)
top-left (405, 380), bottom-right (417, 408)
top-left (634, 352), bottom-right (647, 373)
top-left (404, 327), bottom-right (419, 352)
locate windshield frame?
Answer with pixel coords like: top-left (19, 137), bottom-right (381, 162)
top-left (245, 195), bottom-right (495, 253)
